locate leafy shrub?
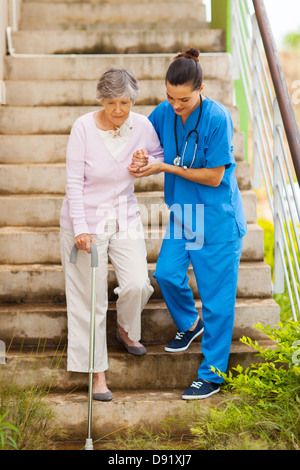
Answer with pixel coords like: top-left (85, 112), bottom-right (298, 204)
top-left (196, 321), bottom-right (300, 450)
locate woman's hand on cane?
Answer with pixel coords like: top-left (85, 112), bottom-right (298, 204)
top-left (74, 233), bottom-right (96, 254)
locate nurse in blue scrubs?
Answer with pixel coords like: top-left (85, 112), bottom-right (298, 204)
top-left (129, 48), bottom-right (247, 399)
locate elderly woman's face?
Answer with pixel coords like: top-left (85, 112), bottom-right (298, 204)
top-left (102, 97), bottom-right (134, 128)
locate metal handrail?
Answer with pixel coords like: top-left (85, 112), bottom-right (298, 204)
top-left (231, 0), bottom-right (300, 321)
top-left (253, 0), bottom-right (300, 183)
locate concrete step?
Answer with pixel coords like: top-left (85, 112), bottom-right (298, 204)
top-left (0, 260), bottom-right (272, 303)
top-left (0, 190), bottom-right (257, 227)
top-left (0, 105), bottom-right (240, 133)
top-left (11, 29), bottom-right (225, 54)
top-left (5, 78), bottom-right (234, 106)
top-left (0, 124), bottom-right (244, 162)
top-left (0, 223), bottom-right (263, 265)
top-left (20, 2), bottom-right (207, 29)
top-left (48, 372), bottom-right (289, 441)
top-left (44, 389), bottom-right (208, 441)
top-left (0, 297), bottom-right (279, 349)
top-left (0, 159), bottom-right (250, 196)
top-left (3, 340), bottom-right (275, 394)
top-left (4, 53), bottom-right (232, 81)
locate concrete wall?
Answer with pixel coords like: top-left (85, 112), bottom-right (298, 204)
top-left (0, 0), bottom-right (22, 103)
top-left (0, 0), bottom-right (8, 103)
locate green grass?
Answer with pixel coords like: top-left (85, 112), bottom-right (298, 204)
top-left (0, 340), bottom-right (66, 450)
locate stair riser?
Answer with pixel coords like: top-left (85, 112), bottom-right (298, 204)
top-left (0, 262), bottom-right (272, 303)
top-left (0, 159), bottom-right (249, 195)
top-left (0, 299), bottom-right (279, 348)
top-left (4, 53), bottom-right (232, 81)
top-left (48, 392), bottom-right (191, 441)
top-left (3, 341), bottom-right (272, 393)
top-left (0, 104), bottom-right (240, 162)
top-left (0, 190), bottom-right (257, 227)
top-left (20, 2), bottom-right (207, 27)
top-left (0, 224), bottom-right (263, 264)
top-left (0, 106), bottom-right (240, 135)
top-left (11, 30), bottom-right (225, 54)
top-left (5, 79), bottom-right (234, 107)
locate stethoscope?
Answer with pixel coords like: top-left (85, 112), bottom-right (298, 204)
top-left (173, 95), bottom-right (203, 169)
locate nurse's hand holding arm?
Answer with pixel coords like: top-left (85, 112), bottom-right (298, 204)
top-left (129, 160), bottom-right (225, 187)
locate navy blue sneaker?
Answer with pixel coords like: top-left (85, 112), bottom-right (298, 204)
top-left (164, 317), bottom-right (204, 352)
top-left (182, 379), bottom-right (220, 400)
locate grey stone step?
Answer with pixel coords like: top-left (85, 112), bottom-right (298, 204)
top-left (0, 190), bottom-right (257, 227)
top-left (0, 121), bottom-right (243, 162)
top-left (0, 260), bottom-right (272, 303)
top-left (0, 159), bottom-right (250, 196)
top-left (0, 223), bottom-right (263, 264)
top-left (4, 340), bottom-right (275, 394)
top-left (11, 29), bottom-right (225, 54)
top-left (20, 2), bottom-right (207, 29)
top-left (0, 297), bottom-right (279, 349)
top-left (5, 78), bottom-right (234, 106)
top-left (0, 106), bottom-right (240, 135)
top-left (44, 389), bottom-right (206, 441)
top-left (4, 53), bottom-right (232, 81)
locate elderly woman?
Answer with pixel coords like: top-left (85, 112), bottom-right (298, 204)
top-left (60, 68), bottom-right (164, 401)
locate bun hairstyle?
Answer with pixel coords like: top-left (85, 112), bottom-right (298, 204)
top-left (165, 48), bottom-right (203, 91)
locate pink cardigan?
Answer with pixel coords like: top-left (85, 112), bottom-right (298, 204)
top-left (60, 111), bottom-right (164, 237)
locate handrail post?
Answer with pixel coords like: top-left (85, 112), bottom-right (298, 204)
top-left (251, 14), bottom-right (262, 188)
top-left (273, 98), bottom-right (285, 294)
top-left (9, 0), bottom-right (18, 31)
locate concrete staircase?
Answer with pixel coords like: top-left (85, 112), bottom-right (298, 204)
top-left (0, 0), bottom-right (280, 442)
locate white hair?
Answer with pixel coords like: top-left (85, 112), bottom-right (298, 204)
top-left (96, 68), bottom-right (140, 102)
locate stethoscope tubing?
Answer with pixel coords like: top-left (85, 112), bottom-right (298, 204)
top-left (174, 95), bottom-right (203, 169)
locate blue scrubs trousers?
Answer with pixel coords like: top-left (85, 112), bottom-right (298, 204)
top-left (154, 233), bottom-right (243, 384)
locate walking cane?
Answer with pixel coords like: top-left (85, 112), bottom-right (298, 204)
top-left (70, 242), bottom-right (98, 451)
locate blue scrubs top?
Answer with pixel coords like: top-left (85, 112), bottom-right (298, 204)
top-left (148, 98), bottom-right (248, 245)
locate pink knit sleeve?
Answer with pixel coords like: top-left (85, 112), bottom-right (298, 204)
top-left (146, 120), bottom-right (164, 163)
top-left (65, 120), bottom-right (90, 237)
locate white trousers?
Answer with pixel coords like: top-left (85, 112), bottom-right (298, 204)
top-left (60, 219), bottom-right (154, 373)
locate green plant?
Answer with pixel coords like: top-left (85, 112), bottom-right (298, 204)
top-left (197, 321), bottom-right (300, 450)
top-left (213, 321), bottom-right (300, 398)
top-left (258, 218), bottom-right (275, 275)
top-left (258, 218), bottom-right (300, 322)
top-left (284, 30), bottom-right (300, 48)
top-left (0, 412), bottom-right (19, 450)
top-left (0, 340), bottom-right (66, 450)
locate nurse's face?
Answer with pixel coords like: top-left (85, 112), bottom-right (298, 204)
top-left (166, 82), bottom-right (204, 123)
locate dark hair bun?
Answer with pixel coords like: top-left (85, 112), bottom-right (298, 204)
top-left (185, 48), bottom-right (200, 61)
top-left (174, 48), bottom-right (200, 63)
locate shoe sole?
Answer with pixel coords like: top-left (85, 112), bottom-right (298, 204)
top-left (181, 387), bottom-right (220, 400)
top-left (164, 327), bottom-right (204, 352)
